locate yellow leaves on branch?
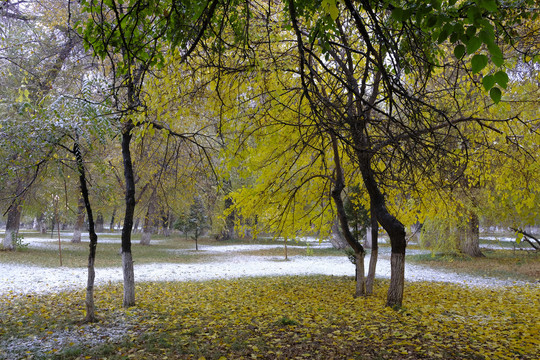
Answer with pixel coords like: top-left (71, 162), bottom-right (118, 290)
top-left (1, 277), bottom-right (539, 359)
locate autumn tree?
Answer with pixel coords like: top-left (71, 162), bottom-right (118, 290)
top-left (79, 0), bottom-right (226, 306)
top-left (0, 0), bottom-right (85, 249)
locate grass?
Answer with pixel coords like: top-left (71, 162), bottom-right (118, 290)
top-left (0, 230), bottom-right (343, 268)
top-left (407, 249), bottom-right (540, 282)
top-left (0, 276), bottom-right (538, 359)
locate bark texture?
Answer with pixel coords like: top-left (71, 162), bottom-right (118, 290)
top-left (356, 152), bottom-right (406, 308)
top-left (387, 252), bottom-right (406, 308)
top-left (74, 140), bottom-right (99, 323)
top-left (121, 124), bottom-right (136, 307)
top-left (354, 251), bottom-right (366, 297)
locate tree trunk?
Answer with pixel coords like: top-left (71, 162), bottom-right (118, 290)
top-left (357, 152), bottom-right (406, 308)
top-left (140, 193), bottom-right (156, 245)
top-left (133, 217), bottom-right (140, 233)
top-left (354, 250), bottom-right (366, 297)
top-left (161, 208), bottom-right (170, 237)
top-left (38, 213), bottom-right (47, 234)
top-left (95, 212), bottom-right (104, 233)
top-left (3, 199), bottom-right (22, 250)
top-left (387, 252), bottom-right (405, 308)
top-left (72, 196), bottom-right (85, 243)
top-left (109, 208), bottom-right (116, 231)
top-left (329, 134), bottom-right (366, 294)
top-left (121, 123), bottom-right (136, 308)
top-left (363, 226), bottom-right (372, 249)
top-left (329, 218), bottom-right (350, 250)
top-left (366, 205), bottom-right (378, 295)
top-left (33, 213), bottom-right (47, 234)
top-left (460, 213), bottom-right (484, 257)
top-left (74, 140), bottom-right (99, 323)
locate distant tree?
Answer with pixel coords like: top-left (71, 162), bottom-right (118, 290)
top-left (187, 196), bottom-right (208, 251)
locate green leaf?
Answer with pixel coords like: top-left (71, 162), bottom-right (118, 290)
top-left (471, 54), bottom-right (488, 73)
top-left (454, 44), bottom-right (466, 59)
top-left (493, 70), bottom-right (509, 89)
top-left (490, 87), bottom-right (502, 103)
top-left (479, 0), bottom-right (498, 12)
top-left (487, 43), bottom-right (504, 66)
top-left (478, 30), bottom-right (490, 45)
top-left (425, 15), bottom-right (438, 28)
top-left (482, 75), bottom-right (495, 91)
top-left (465, 26), bottom-right (477, 39)
top-left (391, 7), bottom-right (404, 21)
top-left (437, 23), bottom-right (453, 44)
top-left (466, 37), bottom-right (482, 54)
top-left (516, 232), bottom-right (523, 244)
top-left (491, 55), bottom-right (504, 67)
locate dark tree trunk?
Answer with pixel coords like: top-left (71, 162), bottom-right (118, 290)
top-left (72, 196), bottom-right (85, 243)
top-left (217, 190), bottom-right (236, 241)
top-left (74, 140), bottom-right (99, 323)
top-left (3, 179), bottom-right (25, 250)
top-left (161, 208), bottom-right (170, 237)
top-left (329, 134), bottom-right (366, 297)
top-left (330, 218), bottom-right (350, 250)
top-left (366, 204), bottom-right (378, 295)
top-left (121, 123), bottom-right (136, 307)
top-left (3, 199), bottom-right (22, 250)
top-left (109, 208), bottom-right (116, 232)
top-left (357, 153), bottom-right (406, 308)
top-left (95, 212), bottom-right (104, 233)
top-left (459, 213), bottom-right (484, 257)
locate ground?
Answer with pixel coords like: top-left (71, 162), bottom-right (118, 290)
top-left (0, 230), bottom-right (538, 359)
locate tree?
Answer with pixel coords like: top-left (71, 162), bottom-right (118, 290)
top-left (0, 0), bottom-right (83, 249)
top-left (187, 196), bottom-right (208, 250)
top-left (79, 0), bottom-right (225, 306)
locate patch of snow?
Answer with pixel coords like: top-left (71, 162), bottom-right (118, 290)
top-left (19, 235), bottom-right (164, 249)
top-left (0, 253), bottom-right (528, 298)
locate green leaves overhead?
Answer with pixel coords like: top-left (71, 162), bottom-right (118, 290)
top-left (453, 44), bottom-right (466, 59)
top-left (481, 71), bottom-right (508, 102)
top-left (471, 54), bottom-right (489, 73)
top-left (386, 0), bottom-right (527, 103)
top-left (489, 87), bottom-right (502, 103)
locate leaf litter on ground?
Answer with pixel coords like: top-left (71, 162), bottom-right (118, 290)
top-left (0, 276), bottom-right (538, 360)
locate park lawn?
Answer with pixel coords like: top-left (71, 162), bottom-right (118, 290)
top-left (407, 249), bottom-right (540, 282)
top-left (0, 232), bottom-right (338, 268)
top-left (0, 276), bottom-right (538, 360)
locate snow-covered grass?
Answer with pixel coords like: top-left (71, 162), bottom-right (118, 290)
top-left (0, 232), bottom-right (529, 297)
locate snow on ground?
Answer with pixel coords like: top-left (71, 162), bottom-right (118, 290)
top-left (0, 246), bottom-right (527, 297)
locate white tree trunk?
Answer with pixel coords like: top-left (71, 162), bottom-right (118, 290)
top-left (3, 202), bottom-right (22, 250)
top-left (3, 230), bottom-right (16, 250)
top-left (122, 251), bottom-right (135, 307)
